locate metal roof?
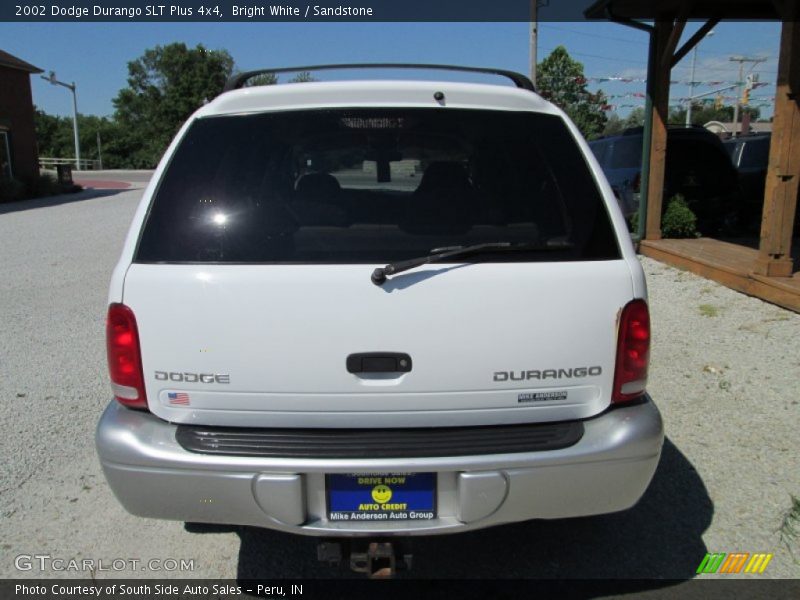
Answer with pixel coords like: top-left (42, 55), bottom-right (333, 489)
top-left (0, 49), bottom-right (43, 74)
top-left (584, 0), bottom-right (783, 20)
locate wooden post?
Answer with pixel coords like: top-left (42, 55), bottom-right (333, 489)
top-left (754, 20), bottom-right (800, 277)
top-left (644, 20), bottom-right (677, 240)
top-left (529, 0), bottom-right (537, 87)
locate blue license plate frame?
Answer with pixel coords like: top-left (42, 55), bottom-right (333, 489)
top-left (326, 473), bottom-right (437, 522)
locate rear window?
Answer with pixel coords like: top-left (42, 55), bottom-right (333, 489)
top-left (136, 108), bottom-right (619, 263)
top-left (739, 137), bottom-right (770, 169)
top-left (666, 139), bottom-right (738, 198)
top-left (724, 140), bottom-right (741, 162)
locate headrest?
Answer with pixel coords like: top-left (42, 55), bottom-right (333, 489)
top-left (416, 162), bottom-right (470, 195)
top-left (295, 172), bottom-right (341, 201)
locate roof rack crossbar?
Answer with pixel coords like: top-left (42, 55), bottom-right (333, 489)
top-left (223, 63), bottom-right (535, 93)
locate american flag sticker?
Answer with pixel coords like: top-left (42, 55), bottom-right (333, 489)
top-left (168, 392), bottom-right (190, 406)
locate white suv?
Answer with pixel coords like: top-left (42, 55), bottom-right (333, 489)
top-left (97, 65), bottom-right (663, 554)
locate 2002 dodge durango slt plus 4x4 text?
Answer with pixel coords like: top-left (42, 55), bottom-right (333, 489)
top-left (96, 65), bottom-right (663, 544)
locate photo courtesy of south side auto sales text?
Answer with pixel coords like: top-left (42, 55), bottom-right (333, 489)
top-left (15, 584), bottom-right (299, 597)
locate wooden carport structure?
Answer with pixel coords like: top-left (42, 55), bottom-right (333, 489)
top-left (585, 0), bottom-right (800, 311)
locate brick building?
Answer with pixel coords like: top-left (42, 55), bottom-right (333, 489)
top-left (0, 49), bottom-right (43, 183)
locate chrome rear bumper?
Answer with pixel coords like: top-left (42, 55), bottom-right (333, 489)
top-left (96, 397), bottom-right (663, 536)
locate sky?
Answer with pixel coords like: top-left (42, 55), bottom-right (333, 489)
top-left (0, 20), bottom-right (782, 120)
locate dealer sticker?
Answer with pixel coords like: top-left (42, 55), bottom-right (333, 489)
top-left (327, 473), bottom-right (436, 521)
top-left (518, 391), bottom-right (569, 403)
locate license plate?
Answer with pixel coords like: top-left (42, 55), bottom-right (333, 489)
top-left (326, 473), bottom-right (436, 522)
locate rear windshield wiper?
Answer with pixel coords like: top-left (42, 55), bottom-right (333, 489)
top-left (371, 239), bottom-right (573, 286)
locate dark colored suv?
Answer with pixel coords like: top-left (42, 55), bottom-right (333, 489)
top-left (589, 127), bottom-right (741, 233)
top-left (723, 133), bottom-right (771, 232)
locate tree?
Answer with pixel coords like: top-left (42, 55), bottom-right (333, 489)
top-left (669, 102), bottom-right (760, 126)
top-left (79, 115), bottom-right (133, 169)
top-left (624, 107), bottom-right (645, 129)
top-left (244, 72), bottom-right (278, 87)
top-left (34, 109), bottom-right (131, 168)
top-left (34, 109), bottom-right (71, 158)
top-left (599, 107), bottom-right (645, 137)
top-left (242, 71), bottom-right (317, 86)
top-left (113, 43), bottom-right (234, 168)
top-left (288, 71), bottom-right (316, 83)
top-left (602, 113), bottom-right (625, 137)
top-left (537, 46), bottom-right (608, 140)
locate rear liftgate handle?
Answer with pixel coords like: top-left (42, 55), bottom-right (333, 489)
top-left (346, 352), bottom-right (412, 374)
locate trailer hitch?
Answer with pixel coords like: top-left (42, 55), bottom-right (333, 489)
top-left (317, 540), bottom-right (412, 578)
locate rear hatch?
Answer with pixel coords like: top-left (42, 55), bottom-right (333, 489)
top-left (125, 105), bottom-right (632, 428)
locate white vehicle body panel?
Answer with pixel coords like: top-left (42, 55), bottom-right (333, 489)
top-left (124, 260), bottom-right (632, 427)
top-left (110, 80), bottom-right (645, 429)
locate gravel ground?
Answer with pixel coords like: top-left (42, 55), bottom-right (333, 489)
top-left (0, 184), bottom-right (798, 582)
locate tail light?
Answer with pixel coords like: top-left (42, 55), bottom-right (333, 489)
top-left (106, 303), bottom-right (148, 410)
top-left (612, 299), bottom-right (650, 403)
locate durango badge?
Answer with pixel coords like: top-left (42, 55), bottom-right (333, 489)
top-left (494, 366), bottom-right (602, 382)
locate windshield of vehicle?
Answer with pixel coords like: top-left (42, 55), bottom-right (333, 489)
top-left (135, 108), bottom-right (619, 263)
top-left (608, 137), bottom-right (641, 169)
top-left (739, 137), bottom-right (770, 169)
top-left (588, 139), bottom-right (610, 167)
top-left (724, 140), bottom-right (740, 161)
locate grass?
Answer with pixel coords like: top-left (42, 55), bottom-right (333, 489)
top-left (779, 495), bottom-right (800, 560)
top-left (699, 304), bottom-right (720, 318)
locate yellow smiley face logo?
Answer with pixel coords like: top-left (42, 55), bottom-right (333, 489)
top-left (371, 484), bottom-right (392, 504)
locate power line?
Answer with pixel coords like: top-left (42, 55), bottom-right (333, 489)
top-left (538, 46), bottom-right (648, 66)
top-left (537, 47), bottom-right (777, 74)
top-left (539, 24), bottom-right (648, 46)
top-left (537, 74), bottom-right (772, 86)
top-left (674, 63), bottom-right (778, 74)
top-left (539, 23), bottom-right (779, 62)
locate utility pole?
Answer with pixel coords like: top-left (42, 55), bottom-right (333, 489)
top-left (729, 56), bottom-right (766, 137)
top-left (42, 71), bottom-right (81, 169)
top-left (529, 0), bottom-right (538, 87)
top-left (686, 29), bottom-right (714, 126)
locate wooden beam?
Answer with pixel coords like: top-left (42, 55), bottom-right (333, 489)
top-left (660, 16), bottom-right (686, 70)
top-left (641, 239), bottom-right (800, 313)
top-left (754, 20), bottom-right (800, 277)
top-left (770, 0), bottom-right (791, 21)
top-left (645, 20), bottom-right (674, 241)
top-left (672, 18), bottom-right (720, 68)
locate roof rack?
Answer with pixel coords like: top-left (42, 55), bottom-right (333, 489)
top-left (222, 63), bottom-right (535, 93)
